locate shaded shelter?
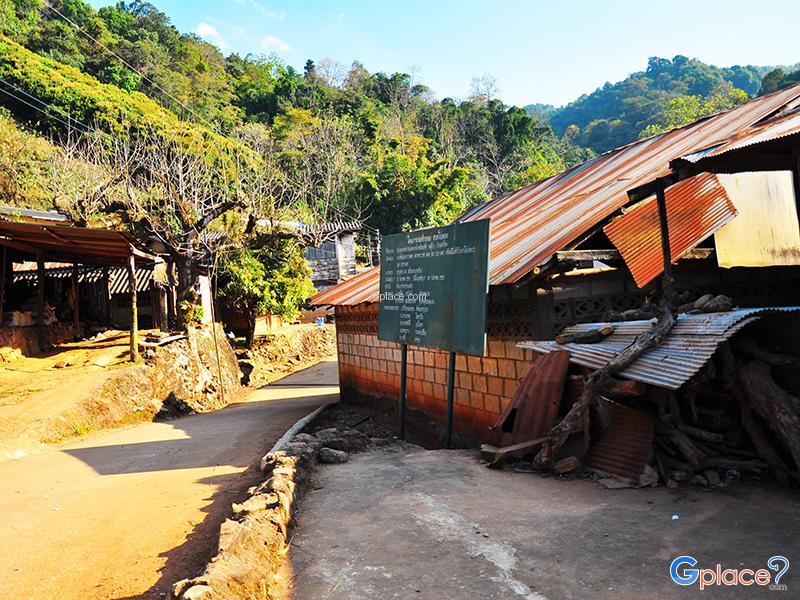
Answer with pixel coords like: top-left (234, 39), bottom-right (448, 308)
top-left (0, 221), bottom-right (156, 360)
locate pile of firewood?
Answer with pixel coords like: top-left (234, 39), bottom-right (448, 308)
top-left (641, 335), bottom-right (800, 487)
top-left (487, 293), bottom-right (800, 489)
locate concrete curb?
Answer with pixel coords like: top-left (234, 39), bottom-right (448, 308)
top-left (259, 402), bottom-right (332, 472)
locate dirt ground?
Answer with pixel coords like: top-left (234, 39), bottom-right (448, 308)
top-left (0, 359), bottom-right (339, 600)
top-left (287, 446), bottom-right (800, 600)
top-left (0, 331), bottom-right (135, 459)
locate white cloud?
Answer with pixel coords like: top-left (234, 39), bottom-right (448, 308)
top-left (260, 35), bottom-right (290, 52)
top-left (250, 1), bottom-right (285, 21)
top-left (194, 22), bottom-right (228, 51)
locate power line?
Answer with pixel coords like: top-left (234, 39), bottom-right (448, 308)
top-left (42, 0), bottom-right (222, 135)
top-left (0, 80), bottom-right (92, 134)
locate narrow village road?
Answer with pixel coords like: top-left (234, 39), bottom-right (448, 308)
top-left (0, 359), bottom-right (339, 600)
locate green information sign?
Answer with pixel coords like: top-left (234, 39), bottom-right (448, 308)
top-left (378, 219), bottom-right (490, 356)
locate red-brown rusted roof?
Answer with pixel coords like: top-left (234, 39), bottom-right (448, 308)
top-left (312, 85), bottom-right (800, 306)
top-left (603, 172), bottom-right (737, 288)
top-left (0, 221), bottom-right (154, 266)
top-left (677, 107), bottom-right (800, 163)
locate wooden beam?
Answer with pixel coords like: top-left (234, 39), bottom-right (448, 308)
top-left (127, 253), bottom-right (139, 362)
top-left (554, 247), bottom-right (714, 264)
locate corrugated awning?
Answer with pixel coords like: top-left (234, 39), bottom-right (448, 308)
top-left (0, 221), bottom-right (154, 266)
top-left (603, 173), bottom-right (738, 288)
top-left (11, 262), bottom-right (153, 293)
top-left (519, 307), bottom-right (800, 390)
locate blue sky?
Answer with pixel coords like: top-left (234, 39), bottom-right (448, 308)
top-left (88, 0), bottom-right (800, 107)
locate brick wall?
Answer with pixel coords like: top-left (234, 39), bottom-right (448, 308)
top-left (335, 303), bottom-right (538, 444)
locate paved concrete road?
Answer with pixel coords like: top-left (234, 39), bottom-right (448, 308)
top-left (289, 446), bottom-right (800, 600)
top-left (0, 359), bottom-right (338, 600)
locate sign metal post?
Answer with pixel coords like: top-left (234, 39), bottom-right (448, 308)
top-left (377, 220), bottom-right (490, 447)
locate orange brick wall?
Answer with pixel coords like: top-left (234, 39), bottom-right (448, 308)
top-left (335, 303), bottom-right (538, 443)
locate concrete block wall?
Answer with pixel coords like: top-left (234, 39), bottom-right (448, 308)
top-left (335, 304), bottom-right (538, 443)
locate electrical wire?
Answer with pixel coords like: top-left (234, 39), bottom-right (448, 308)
top-left (42, 0), bottom-right (222, 134)
top-left (0, 81), bottom-right (92, 134)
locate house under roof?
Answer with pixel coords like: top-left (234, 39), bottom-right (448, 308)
top-left (312, 84), bottom-right (800, 306)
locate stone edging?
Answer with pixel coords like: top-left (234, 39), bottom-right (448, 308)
top-left (171, 403), bottom-right (335, 600)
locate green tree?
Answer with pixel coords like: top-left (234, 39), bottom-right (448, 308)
top-left (219, 242), bottom-right (315, 346)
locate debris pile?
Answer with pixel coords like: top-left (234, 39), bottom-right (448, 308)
top-left (497, 303), bottom-right (800, 488)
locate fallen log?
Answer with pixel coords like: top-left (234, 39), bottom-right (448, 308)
top-left (557, 324), bottom-right (614, 345)
top-left (678, 423), bottom-right (724, 444)
top-left (738, 360), bottom-right (800, 471)
top-left (603, 378), bottom-right (649, 400)
top-left (739, 402), bottom-right (793, 486)
top-left (736, 337), bottom-right (800, 368)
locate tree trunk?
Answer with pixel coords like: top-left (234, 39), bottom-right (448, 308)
top-left (245, 314), bottom-right (256, 348)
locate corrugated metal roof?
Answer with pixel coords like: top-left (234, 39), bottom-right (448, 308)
top-left (603, 173), bottom-right (737, 288)
top-left (586, 400), bottom-right (654, 482)
top-left (0, 221), bottom-right (154, 265)
top-left (519, 307), bottom-right (800, 390)
top-left (311, 85), bottom-right (800, 306)
top-left (0, 205), bottom-right (72, 223)
top-left (11, 263), bottom-right (153, 293)
top-left (314, 267), bottom-right (379, 306)
top-left (678, 108), bottom-right (800, 163)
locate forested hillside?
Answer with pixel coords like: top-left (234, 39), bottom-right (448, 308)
top-left (539, 56), bottom-right (799, 153)
top-left (0, 0), bottom-right (591, 236)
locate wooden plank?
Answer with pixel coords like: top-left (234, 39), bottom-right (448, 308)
top-left (555, 247), bottom-right (713, 263)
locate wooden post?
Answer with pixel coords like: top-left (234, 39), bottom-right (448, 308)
top-left (399, 344), bottom-right (408, 440)
top-left (0, 245), bottom-right (6, 327)
top-left (37, 255), bottom-right (46, 351)
top-left (655, 180), bottom-right (677, 311)
top-left (127, 254), bottom-right (139, 362)
top-left (102, 266), bottom-right (111, 325)
top-left (72, 263), bottom-right (81, 339)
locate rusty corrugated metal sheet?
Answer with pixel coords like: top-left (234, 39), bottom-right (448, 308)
top-left (311, 85), bottom-right (800, 306)
top-left (311, 267), bottom-right (379, 306)
top-left (586, 400), bottom-right (654, 482)
top-left (603, 173), bottom-right (737, 288)
top-left (519, 307), bottom-right (800, 390)
top-left (492, 350), bottom-right (569, 445)
top-left (679, 109), bottom-right (800, 163)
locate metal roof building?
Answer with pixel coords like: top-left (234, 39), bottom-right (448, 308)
top-left (312, 84), bottom-right (800, 306)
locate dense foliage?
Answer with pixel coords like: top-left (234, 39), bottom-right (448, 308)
top-left (541, 56), bottom-right (785, 153)
top-left (0, 0), bottom-right (592, 235)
